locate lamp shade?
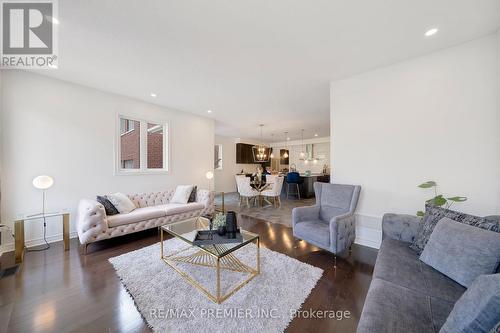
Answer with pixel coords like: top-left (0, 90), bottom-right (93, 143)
top-left (205, 171), bottom-right (214, 180)
top-left (32, 175), bottom-right (54, 190)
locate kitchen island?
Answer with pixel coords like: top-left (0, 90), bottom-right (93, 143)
top-left (281, 173), bottom-right (330, 198)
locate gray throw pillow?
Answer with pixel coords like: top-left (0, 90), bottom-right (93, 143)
top-left (410, 204), bottom-right (499, 254)
top-left (420, 218), bottom-right (500, 287)
top-left (440, 274), bottom-right (500, 333)
top-left (96, 195), bottom-right (119, 216)
top-left (188, 186), bottom-right (197, 203)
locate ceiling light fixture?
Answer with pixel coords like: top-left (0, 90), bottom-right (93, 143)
top-left (425, 28), bottom-right (438, 37)
top-left (314, 133), bottom-right (318, 137)
top-left (253, 124), bottom-right (267, 162)
top-left (150, 93), bottom-right (157, 98)
top-left (207, 110), bottom-right (212, 113)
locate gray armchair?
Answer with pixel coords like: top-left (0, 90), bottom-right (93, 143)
top-left (292, 182), bottom-right (361, 264)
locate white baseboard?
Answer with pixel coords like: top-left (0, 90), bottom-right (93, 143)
top-left (0, 231), bottom-right (78, 254)
top-left (355, 226), bottom-right (382, 249)
top-left (354, 213), bottom-right (383, 249)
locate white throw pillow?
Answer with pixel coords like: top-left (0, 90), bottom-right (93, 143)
top-left (107, 192), bottom-right (136, 214)
top-left (170, 185), bottom-right (194, 204)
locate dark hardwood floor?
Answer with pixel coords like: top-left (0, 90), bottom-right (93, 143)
top-left (0, 215), bottom-right (377, 333)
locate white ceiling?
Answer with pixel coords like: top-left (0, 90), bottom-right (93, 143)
top-left (35, 0), bottom-right (500, 141)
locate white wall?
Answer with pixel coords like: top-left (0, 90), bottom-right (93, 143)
top-left (1, 70), bottom-right (214, 249)
top-left (497, 30), bottom-right (500, 208)
top-left (331, 33), bottom-right (500, 249)
top-left (214, 135), bottom-right (261, 193)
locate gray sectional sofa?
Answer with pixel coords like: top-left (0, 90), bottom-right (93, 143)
top-left (357, 213), bottom-right (499, 332)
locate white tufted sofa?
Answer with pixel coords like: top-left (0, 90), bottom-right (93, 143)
top-left (77, 189), bottom-right (214, 250)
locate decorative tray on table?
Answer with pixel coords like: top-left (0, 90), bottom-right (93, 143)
top-left (193, 229), bottom-right (243, 246)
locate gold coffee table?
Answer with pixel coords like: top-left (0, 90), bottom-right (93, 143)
top-left (160, 216), bottom-right (260, 304)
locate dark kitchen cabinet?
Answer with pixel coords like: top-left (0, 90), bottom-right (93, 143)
top-left (236, 143), bottom-right (253, 163)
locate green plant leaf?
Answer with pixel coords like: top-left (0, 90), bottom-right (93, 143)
top-left (427, 195), bottom-right (447, 207)
top-left (446, 196), bottom-right (467, 202)
top-left (416, 211), bottom-right (425, 217)
top-left (418, 181), bottom-right (437, 188)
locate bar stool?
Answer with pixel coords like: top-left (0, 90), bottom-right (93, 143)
top-left (286, 172), bottom-right (302, 199)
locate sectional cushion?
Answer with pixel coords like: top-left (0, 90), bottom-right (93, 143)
top-left (156, 202), bottom-right (205, 216)
top-left (107, 206), bottom-right (166, 227)
top-left (374, 238), bottom-right (465, 303)
top-left (410, 204), bottom-right (499, 254)
top-left (420, 218), bottom-right (500, 287)
top-left (440, 274), bottom-right (500, 333)
top-left (357, 278), bottom-right (455, 333)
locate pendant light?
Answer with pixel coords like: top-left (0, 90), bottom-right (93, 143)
top-left (253, 124), bottom-right (267, 162)
top-left (299, 129), bottom-right (305, 159)
top-left (270, 133), bottom-right (275, 159)
top-left (283, 132), bottom-right (289, 158)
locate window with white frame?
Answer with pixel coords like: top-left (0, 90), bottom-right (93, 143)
top-left (116, 115), bottom-right (168, 174)
top-left (214, 144), bottom-right (223, 170)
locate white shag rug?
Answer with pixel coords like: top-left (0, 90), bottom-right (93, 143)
top-left (109, 238), bottom-right (323, 333)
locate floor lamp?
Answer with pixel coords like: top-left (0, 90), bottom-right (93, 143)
top-left (206, 171), bottom-right (214, 192)
top-left (30, 175), bottom-right (54, 250)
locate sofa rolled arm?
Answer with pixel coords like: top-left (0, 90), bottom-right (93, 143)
top-left (77, 199), bottom-right (108, 245)
top-left (330, 212), bottom-right (356, 253)
top-left (382, 213), bottom-right (421, 243)
top-left (292, 205), bottom-right (320, 228)
top-left (197, 189), bottom-right (215, 215)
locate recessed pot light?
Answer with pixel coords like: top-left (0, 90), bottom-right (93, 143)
top-left (286, 137), bottom-right (290, 141)
top-left (207, 110), bottom-right (212, 113)
top-left (150, 93), bottom-right (157, 98)
top-left (314, 133), bottom-right (318, 137)
top-left (425, 28), bottom-right (438, 37)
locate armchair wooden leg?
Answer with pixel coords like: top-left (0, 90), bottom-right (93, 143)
top-left (293, 238), bottom-right (301, 249)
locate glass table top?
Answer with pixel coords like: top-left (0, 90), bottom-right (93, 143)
top-left (16, 210), bottom-right (69, 221)
top-left (161, 216), bottom-right (258, 258)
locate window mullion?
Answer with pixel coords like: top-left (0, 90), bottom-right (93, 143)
top-left (140, 120), bottom-right (147, 170)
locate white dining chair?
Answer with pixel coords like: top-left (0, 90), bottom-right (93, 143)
top-left (261, 176), bottom-right (284, 208)
top-left (265, 174), bottom-right (277, 184)
top-left (235, 175), bottom-right (259, 208)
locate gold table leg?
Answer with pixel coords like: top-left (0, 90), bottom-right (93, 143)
top-left (216, 257), bottom-right (221, 303)
top-left (161, 239), bottom-right (261, 304)
top-left (160, 227), bottom-right (164, 258)
top-left (14, 219), bottom-right (25, 264)
top-left (63, 213), bottom-right (70, 251)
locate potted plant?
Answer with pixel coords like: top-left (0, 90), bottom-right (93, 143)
top-left (212, 213), bottom-right (227, 236)
top-left (416, 181), bottom-right (467, 217)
